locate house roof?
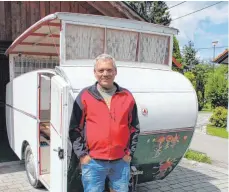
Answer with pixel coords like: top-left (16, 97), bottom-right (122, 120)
top-left (172, 57), bottom-right (182, 68)
top-left (213, 49), bottom-right (228, 64)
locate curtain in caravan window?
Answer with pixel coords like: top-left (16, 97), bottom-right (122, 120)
top-left (65, 24), bottom-right (104, 60)
top-left (106, 29), bottom-right (138, 62)
top-left (139, 33), bottom-right (170, 64)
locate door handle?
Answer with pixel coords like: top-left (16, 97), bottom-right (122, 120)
top-left (53, 148), bottom-right (58, 152)
top-left (53, 147), bottom-right (64, 159)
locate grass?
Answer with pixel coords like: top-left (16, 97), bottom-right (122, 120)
top-left (206, 125), bottom-right (228, 139)
top-left (184, 149), bottom-right (212, 164)
top-left (200, 109), bottom-right (213, 113)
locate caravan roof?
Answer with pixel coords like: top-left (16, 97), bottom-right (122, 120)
top-left (5, 12), bottom-right (178, 58)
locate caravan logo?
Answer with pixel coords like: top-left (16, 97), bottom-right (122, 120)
top-left (142, 108), bottom-right (148, 116)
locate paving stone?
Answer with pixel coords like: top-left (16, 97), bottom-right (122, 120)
top-left (2, 189), bottom-right (21, 192)
top-left (7, 184), bottom-right (24, 189)
top-left (179, 181), bottom-right (193, 187)
top-left (220, 189), bottom-right (229, 192)
top-left (158, 186), bottom-right (171, 191)
top-left (216, 183), bottom-right (229, 189)
top-left (194, 189), bottom-right (209, 192)
top-left (0, 186), bottom-right (8, 190)
top-left (144, 183), bottom-right (160, 190)
top-left (182, 186), bottom-right (197, 191)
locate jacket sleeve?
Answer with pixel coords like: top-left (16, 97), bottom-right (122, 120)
top-left (69, 92), bottom-right (88, 159)
top-left (128, 102), bottom-right (140, 158)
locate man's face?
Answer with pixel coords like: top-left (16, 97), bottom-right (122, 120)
top-left (94, 59), bottom-right (117, 89)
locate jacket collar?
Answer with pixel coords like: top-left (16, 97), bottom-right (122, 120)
top-left (88, 82), bottom-right (123, 100)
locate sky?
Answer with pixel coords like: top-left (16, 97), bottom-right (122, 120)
top-left (166, 1), bottom-right (228, 62)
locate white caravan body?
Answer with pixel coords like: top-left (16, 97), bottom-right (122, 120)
top-left (5, 12), bottom-right (198, 192)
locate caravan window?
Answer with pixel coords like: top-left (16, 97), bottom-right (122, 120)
top-left (13, 56), bottom-right (59, 78)
top-left (65, 24), bottom-right (170, 65)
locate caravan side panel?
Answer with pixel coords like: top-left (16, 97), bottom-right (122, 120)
top-left (6, 72), bottom-right (39, 164)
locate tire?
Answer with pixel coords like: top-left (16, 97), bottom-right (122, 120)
top-left (24, 145), bottom-right (43, 188)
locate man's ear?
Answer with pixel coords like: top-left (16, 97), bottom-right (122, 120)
top-left (94, 68), bottom-right (97, 75)
top-left (114, 68), bottom-right (117, 76)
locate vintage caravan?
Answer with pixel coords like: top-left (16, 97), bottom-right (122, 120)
top-left (5, 13), bottom-right (198, 192)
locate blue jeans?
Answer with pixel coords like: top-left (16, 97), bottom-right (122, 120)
top-left (81, 158), bottom-right (130, 192)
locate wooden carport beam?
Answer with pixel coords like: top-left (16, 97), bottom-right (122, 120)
top-left (87, 2), bottom-right (145, 21)
top-left (87, 1), bottom-right (123, 18)
top-left (110, 2), bottom-right (145, 21)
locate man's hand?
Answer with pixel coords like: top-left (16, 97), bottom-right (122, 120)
top-left (123, 155), bottom-right (132, 163)
top-left (80, 155), bottom-right (91, 165)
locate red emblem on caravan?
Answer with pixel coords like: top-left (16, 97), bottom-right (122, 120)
top-left (142, 108), bottom-right (148, 116)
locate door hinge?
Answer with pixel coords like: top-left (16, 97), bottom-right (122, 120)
top-left (53, 147), bottom-right (64, 159)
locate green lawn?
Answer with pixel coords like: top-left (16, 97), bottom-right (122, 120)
top-left (206, 125), bottom-right (228, 139)
top-left (184, 149), bottom-right (211, 164)
top-left (199, 110), bottom-right (213, 113)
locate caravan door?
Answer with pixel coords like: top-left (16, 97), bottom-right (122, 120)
top-left (50, 75), bottom-right (69, 192)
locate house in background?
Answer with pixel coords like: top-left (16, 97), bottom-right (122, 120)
top-left (172, 57), bottom-right (182, 69)
top-left (213, 49), bottom-right (228, 65)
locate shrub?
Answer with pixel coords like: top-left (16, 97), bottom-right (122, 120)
top-left (210, 107), bottom-right (228, 128)
top-left (184, 71), bottom-right (196, 89)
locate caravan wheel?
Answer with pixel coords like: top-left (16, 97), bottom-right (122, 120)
top-left (25, 145), bottom-right (43, 188)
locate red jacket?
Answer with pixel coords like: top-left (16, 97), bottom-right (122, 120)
top-left (69, 82), bottom-right (140, 160)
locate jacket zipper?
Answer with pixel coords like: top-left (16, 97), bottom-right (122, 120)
top-left (109, 94), bottom-right (114, 161)
top-left (102, 93), bottom-right (116, 160)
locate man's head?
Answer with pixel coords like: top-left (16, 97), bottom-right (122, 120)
top-left (94, 54), bottom-right (117, 89)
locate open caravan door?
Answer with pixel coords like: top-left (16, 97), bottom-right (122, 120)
top-left (50, 75), bottom-right (69, 192)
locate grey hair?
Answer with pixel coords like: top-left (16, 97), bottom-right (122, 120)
top-left (94, 53), bottom-right (116, 69)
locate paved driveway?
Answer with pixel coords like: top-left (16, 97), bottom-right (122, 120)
top-left (195, 112), bottom-right (212, 133)
top-left (190, 132), bottom-right (228, 169)
top-left (0, 159), bottom-right (228, 192)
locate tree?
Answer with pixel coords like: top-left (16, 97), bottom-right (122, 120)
top-left (127, 1), bottom-right (171, 25)
top-left (192, 64), bottom-right (213, 110)
top-left (184, 63), bottom-right (213, 111)
top-left (182, 41), bottom-right (199, 71)
top-left (205, 65), bottom-right (228, 108)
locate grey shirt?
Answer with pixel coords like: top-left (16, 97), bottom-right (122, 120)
top-left (97, 84), bottom-right (117, 109)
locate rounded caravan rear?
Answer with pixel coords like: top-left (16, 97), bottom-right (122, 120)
top-left (5, 12), bottom-right (198, 192)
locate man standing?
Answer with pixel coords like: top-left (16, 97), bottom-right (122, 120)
top-left (69, 54), bottom-right (140, 192)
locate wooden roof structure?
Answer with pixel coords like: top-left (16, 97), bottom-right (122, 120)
top-left (0, 1), bottom-right (144, 41)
